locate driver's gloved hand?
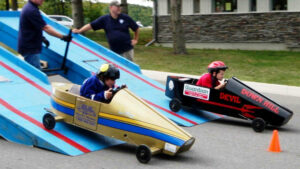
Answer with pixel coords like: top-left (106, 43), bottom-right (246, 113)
top-left (42, 37), bottom-right (50, 48)
top-left (61, 34), bottom-right (72, 42)
top-left (105, 88), bottom-right (113, 100)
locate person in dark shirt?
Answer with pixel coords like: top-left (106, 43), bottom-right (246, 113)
top-left (18, 0), bottom-right (72, 69)
top-left (196, 61), bottom-right (228, 90)
top-left (80, 63), bottom-right (120, 102)
top-left (73, 0), bottom-right (139, 61)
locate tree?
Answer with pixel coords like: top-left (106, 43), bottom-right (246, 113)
top-left (40, 0), bottom-right (71, 16)
top-left (11, 0), bottom-right (18, 10)
top-left (5, 0), bottom-right (9, 10)
top-left (71, 0), bottom-right (84, 29)
top-left (121, 0), bottom-right (128, 14)
top-left (170, 0), bottom-right (186, 54)
top-left (83, 1), bottom-right (104, 24)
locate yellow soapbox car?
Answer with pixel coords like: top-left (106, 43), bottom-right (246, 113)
top-left (43, 83), bottom-right (195, 163)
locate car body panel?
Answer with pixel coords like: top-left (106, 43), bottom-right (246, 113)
top-left (50, 82), bottom-right (195, 156)
top-left (166, 76), bottom-right (293, 127)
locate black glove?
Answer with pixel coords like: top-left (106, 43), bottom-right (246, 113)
top-left (61, 34), bottom-right (72, 42)
top-left (42, 37), bottom-right (50, 48)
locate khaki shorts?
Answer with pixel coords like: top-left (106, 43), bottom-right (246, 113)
top-left (120, 49), bottom-right (134, 61)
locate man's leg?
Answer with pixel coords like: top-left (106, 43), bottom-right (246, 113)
top-left (24, 53), bottom-right (41, 69)
top-left (120, 49), bottom-right (134, 62)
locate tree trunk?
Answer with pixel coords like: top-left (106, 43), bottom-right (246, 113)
top-left (71, 0), bottom-right (84, 29)
top-left (170, 0), bottom-right (187, 54)
top-left (11, 0), bottom-right (18, 11)
top-left (5, 0), bottom-right (9, 10)
top-left (153, 0), bottom-right (158, 40)
top-left (121, 0), bottom-right (128, 14)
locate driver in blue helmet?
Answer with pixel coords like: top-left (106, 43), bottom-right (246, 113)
top-left (80, 63), bottom-right (120, 102)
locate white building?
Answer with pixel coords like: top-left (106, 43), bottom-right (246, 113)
top-left (154, 0), bottom-right (300, 50)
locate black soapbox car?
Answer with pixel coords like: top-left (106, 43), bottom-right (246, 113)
top-left (165, 76), bottom-right (293, 132)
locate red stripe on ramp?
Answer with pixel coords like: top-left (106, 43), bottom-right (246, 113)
top-left (0, 61), bottom-right (91, 153)
top-left (0, 98), bottom-right (91, 153)
top-left (0, 61), bottom-right (51, 96)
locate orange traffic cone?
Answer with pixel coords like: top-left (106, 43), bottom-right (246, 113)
top-left (268, 130), bottom-right (281, 152)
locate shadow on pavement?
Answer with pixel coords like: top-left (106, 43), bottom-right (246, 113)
top-left (107, 143), bottom-right (205, 165)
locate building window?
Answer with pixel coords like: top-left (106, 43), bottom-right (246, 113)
top-left (213, 0), bottom-right (237, 13)
top-left (194, 0), bottom-right (200, 13)
top-left (272, 0), bottom-right (287, 11)
top-left (167, 0), bottom-right (171, 14)
top-left (250, 0), bottom-right (256, 11)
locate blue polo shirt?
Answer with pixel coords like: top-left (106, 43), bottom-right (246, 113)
top-left (90, 14), bottom-right (139, 54)
top-left (18, 1), bottom-right (46, 55)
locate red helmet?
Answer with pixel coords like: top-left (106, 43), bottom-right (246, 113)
top-left (207, 61), bottom-right (228, 73)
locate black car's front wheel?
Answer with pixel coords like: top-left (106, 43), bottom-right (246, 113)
top-left (136, 145), bottom-right (152, 164)
top-left (169, 98), bottom-right (182, 112)
top-left (252, 118), bottom-right (266, 132)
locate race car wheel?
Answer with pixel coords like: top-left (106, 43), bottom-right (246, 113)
top-left (136, 145), bottom-right (152, 164)
top-left (169, 98), bottom-right (181, 112)
top-left (43, 113), bottom-right (56, 130)
top-left (252, 118), bottom-right (266, 132)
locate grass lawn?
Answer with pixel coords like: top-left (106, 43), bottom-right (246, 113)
top-left (135, 46), bottom-right (300, 86)
top-left (85, 28), bottom-right (153, 46)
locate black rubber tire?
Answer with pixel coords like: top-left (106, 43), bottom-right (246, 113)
top-left (136, 145), bottom-right (152, 164)
top-left (169, 98), bottom-right (181, 112)
top-left (43, 113), bottom-right (56, 130)
top-left (252, 118), bottom-right (266, 132)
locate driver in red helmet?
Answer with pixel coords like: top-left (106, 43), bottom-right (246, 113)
top-left (196, 61), bottom-right (228, 89)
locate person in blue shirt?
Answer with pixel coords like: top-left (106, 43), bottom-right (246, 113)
top-left (80, 63), bottom-right (120, 102)
top-left (18, 0), bottom-right (72, 69)
top-left (73, 0), bottom-right (139, 62)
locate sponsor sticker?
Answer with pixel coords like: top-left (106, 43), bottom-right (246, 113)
top-left (74, 98), bottom-right (99, 130)
top-left (183, 84), bottom-right (210, 100)
top-left (164, 143), bottom-right (177, 153)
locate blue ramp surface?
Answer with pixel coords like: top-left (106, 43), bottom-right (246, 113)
top-left (0, 46), bottom-right (122, 156)
top-left (0, 11), bottom-right (221, 127)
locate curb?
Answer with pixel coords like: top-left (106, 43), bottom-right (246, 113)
top-left (142, 70), bottom-right (300, 98)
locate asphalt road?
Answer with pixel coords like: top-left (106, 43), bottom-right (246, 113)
top-left (0, 77), bottom-right (299, 169)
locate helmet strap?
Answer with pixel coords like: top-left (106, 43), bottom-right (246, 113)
top-left (211, 73), bottom-right (218, 88)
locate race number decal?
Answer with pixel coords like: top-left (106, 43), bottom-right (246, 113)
top-left (183, 84), bottom-right (210, 100)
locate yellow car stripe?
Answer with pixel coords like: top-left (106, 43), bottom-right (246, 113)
top-left (99, 113), bottom-right (189, 141)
